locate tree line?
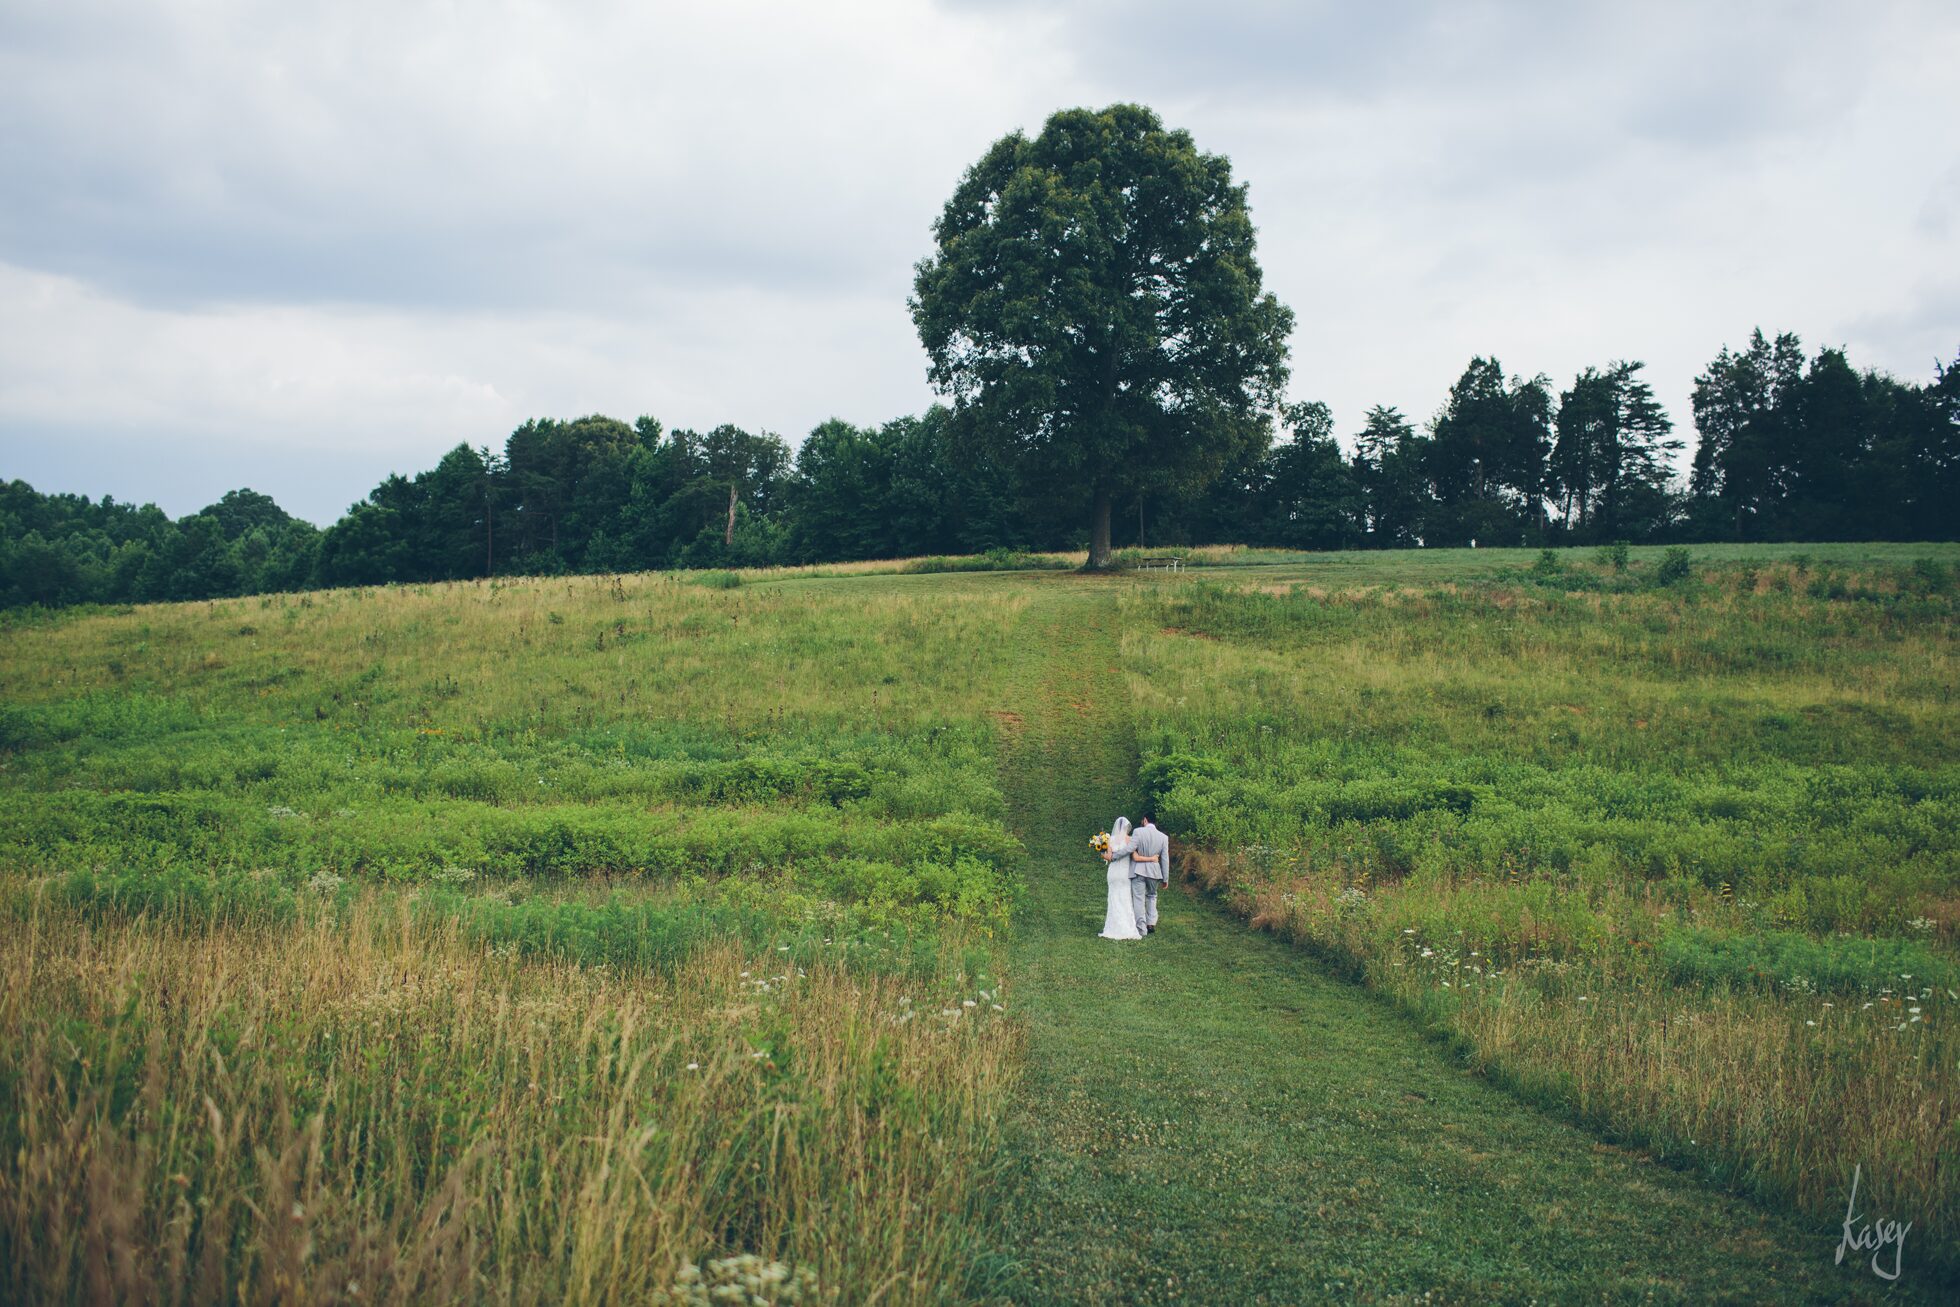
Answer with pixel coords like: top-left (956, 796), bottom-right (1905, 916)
top-left (2, 330), bottom-right (1954, 609)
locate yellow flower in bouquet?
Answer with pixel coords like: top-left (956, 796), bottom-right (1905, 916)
top-left (1089, 831), bottom-right (1111, 855)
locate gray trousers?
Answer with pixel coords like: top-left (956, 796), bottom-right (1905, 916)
top-left (1129, 875), bottom-right (1159, 930)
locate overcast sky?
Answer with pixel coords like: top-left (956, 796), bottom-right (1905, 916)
top-left (3, 0), bottom-right (1956, 525)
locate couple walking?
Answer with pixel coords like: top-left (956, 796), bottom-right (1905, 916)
top-left (1098, 813), bottom-right (1169, 941)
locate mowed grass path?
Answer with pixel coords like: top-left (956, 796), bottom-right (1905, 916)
top-left (989, 576), bottom-right (1914, 1305)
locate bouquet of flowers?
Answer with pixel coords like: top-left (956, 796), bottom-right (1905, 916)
top-left (1089, 831), bottom-right (1111, 856)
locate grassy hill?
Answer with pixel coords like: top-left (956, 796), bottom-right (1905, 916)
top-left (1, 542), bottom-right (1954, 1302)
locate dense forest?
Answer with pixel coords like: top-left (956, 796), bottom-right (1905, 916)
top-left (4, 332), bottom-right (1955, 608)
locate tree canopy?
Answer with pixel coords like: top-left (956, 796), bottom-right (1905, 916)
top-left (3, 329), bottom-right (1954, 611)
top-left (910, 103), bottom-right (1294, 569)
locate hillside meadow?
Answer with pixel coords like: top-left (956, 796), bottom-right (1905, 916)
top-left (1124, 546), bottom-right (1960, 1276)
top-left (1, 542), bottom-right (1956, 1300)
top-left (0, 570), bottom-right (1033, 1304)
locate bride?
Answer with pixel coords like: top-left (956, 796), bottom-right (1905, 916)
top-left (1098, 817), bottom-right (1142, 940)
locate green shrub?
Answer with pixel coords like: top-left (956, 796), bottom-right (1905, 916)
top-left (1654, 547), bottom-right (1694, 587)
top-left (900, 550), bottom-right (1067, 575)
top-left (1593, 542), bottom-right (1631, 572)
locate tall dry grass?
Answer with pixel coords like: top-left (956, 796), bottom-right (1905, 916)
top-left (1188, 850), bottom-right (1957, 1263)
top-left (0, 895), bottom-right (1016, 1305)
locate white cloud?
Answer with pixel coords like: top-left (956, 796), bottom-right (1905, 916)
top-left (0, 0), bottom-right (1955, 522)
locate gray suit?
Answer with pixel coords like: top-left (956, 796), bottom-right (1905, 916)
top-left (1128, 822), bottom-right (1169, 930)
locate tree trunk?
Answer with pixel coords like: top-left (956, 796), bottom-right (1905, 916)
top-left (1087, 489), bottom-right (1114, 570)
top-left (725, 482), bottom-right (738, 548)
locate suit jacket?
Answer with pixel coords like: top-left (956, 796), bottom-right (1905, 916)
top-left (1129, 823), bottom-right (1169, 882)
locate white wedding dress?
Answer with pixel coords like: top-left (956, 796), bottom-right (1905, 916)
top-left (1099, 821), bottom-right (1142, 940)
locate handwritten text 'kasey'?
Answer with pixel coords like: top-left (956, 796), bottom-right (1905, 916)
top-left (1836, 1166), bottom-right (1910, 1281)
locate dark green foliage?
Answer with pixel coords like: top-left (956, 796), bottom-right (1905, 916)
top-left (1654, 546), bottom-right (1694, 585)
top-left (1691, 332), bottom-right (1959, 542)
top-left (1552, 362), bottom-right (1681, 542)
top-left (791, 409), bottom-right (1033, 562)
top-left (899, 549), bottom-right (1070, 575)
top-left (52, 862), bottom-right (309, 924)
top-left (6, 332), bottom-right (1955, 613)
top-left (1423, 356), bottom-right (1555, 546)
top-left (911, 103), bottom-right (1294, 568)
top-left (0, 480), bottom-right (320, 608)
top-left (1596, 541), bottom-right (1631, 571)
top-left (1657, 927), bottom-right (1956, 995)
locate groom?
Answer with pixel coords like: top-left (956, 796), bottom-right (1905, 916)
top-left (1129, 813), bottom-right (1169, 935)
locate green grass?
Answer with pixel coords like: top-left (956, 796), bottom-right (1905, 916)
top-left (3, 547), bottom-right (1954, 1300)
top-left (986, 577), bottom-right (1926, 1304)
top-left (1117, 549), bottom-right (1959, 1290)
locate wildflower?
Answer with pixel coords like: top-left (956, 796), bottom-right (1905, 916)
top-left (686, 1062), bottom-right (700, 1071)
top-left (1441, 982), bottom-right (1451, 988)
top-left (1909, 1007), bottom-right (1922, 1015)
top-left (751, 1051), bottom-right (767, 1060)
top-left (1403, 928), bottom-right (1416, 935)
top-left (962, 999), bottom-right (977, 1008)
top-left (1577, 996), bottom-right (1590, 1002)
top-left (1420, 948), bottom-right (1434, 958)
top-left (1806, 1020), bottom-right (1817, 1027)
top-left (1822, 1002), bottom-right (1834, 1008)
top-left (992, 1004), bottom-right (1004, 1011)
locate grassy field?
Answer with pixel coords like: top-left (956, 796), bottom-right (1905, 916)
top-left (0, 571), bottom-right (1030, 1304)
top-left (1122, 545), bottom-right (1960, 1285)
top-left (2, 544), bottom-right (1955, 1301)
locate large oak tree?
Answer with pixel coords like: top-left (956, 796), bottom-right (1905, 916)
top-left (910, 104), bottom-right (1294, 569)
